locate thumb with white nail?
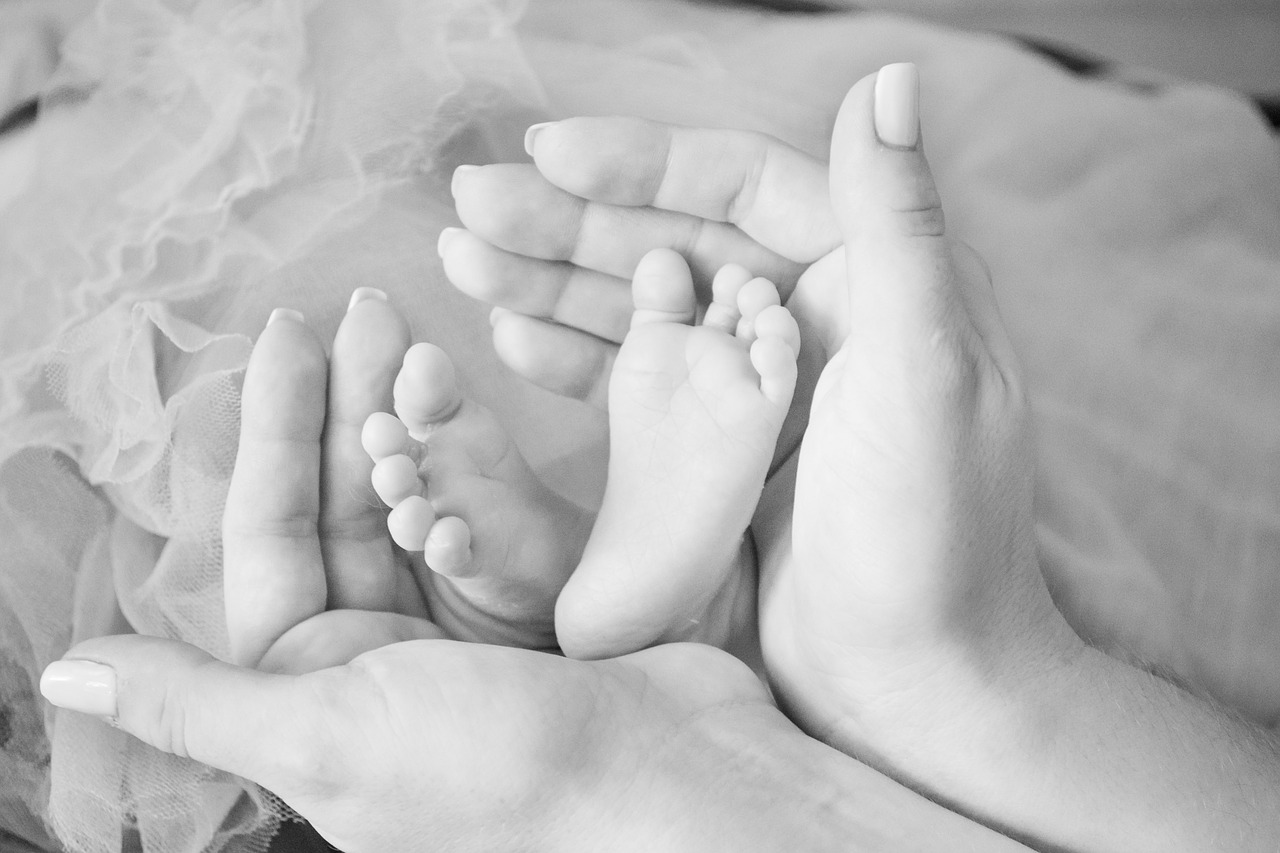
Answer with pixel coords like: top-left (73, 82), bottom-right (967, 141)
top-left (760, 62), bottom-right (1084, 838)
top-left (40, 634), bottom-right (786, 853)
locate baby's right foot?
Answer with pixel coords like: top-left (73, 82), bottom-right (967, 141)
top-left (362, 342), bottom-right (593, 648)
top-left (556, 249), bottom-right (800, 659)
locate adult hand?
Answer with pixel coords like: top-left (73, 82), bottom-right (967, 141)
top-left (442, 66), bottom-right (1280, 853)
top-left (34, 301), bottom-right (797, 853)
top-left (40, 283), bottom-right (1036, 853)
top-left (760, 64), bottom-right (1280, 853)
top-left (43, 633), bottom-right (800, 853)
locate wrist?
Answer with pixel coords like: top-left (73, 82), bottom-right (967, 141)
top-left (569, 698), bottom-right (1026, 853)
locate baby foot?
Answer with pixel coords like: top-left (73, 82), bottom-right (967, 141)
top-left (362, 341), bottom-right (593, 648)
top-left (556, 249), bottom-right (800, 660)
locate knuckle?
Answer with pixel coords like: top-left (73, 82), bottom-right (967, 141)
top-left (278, 673), bottom-right (361, 798)
top-left (724, 134), bottom-right (770, 224)
top-left (149, 679), bottom-right (193, 760)
top-left (222, 508), bottom-right (318, 542)
top-left (892, 202), bottom-right (946, 239)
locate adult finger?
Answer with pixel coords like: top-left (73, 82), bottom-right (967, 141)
top-left (452, 164), bottom-right (804, 295)
top-left (829, 63), bottom-right (956, 356)
top-left (224, 310), bottom-right (329, 667)
top-left (526, 117), bottom-right (841, 263)
top-left (40, 636), bottom-right (334, 800)
top-left (439, 227), bottom-right (633, 344)
top-left (489, 308), bottom-right (616, 410)
top-left (321, 289), bottom-right (411, 611)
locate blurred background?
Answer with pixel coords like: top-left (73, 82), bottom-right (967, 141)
top-left (4, 0), bottom-right (1280, 120)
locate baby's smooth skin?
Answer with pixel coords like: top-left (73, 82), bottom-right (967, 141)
top-left (445, 64), bottom-right (1280, 851)
top-left (361, 247), bottom-right (799, 658)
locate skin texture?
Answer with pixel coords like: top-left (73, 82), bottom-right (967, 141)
top-left (41, 286), bottom-right (1029, 853)
top-left (450, 70), bottom-right (1280, 850)
top-left (41, 67), bottom-right (1280, 852)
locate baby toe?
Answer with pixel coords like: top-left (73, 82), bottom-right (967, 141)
top-left (362, 411), bottom-right (409, 462)
top-left (752, 304), bottom-right (802, 356)
top-left (703, 263), bottom-right (751, 334)
top-left (630, 248), bottom-right (697, 329)
top-left (387, 495), bottom-right (437, 552)
top-left (734, 276), bottom-right (782, 342)
top-left (371, 454), bottom-right (423, 507)
top-left (750, 335), bottom-right (800, 410)
top-left (394, 342), bottom-right (463, 436)
top-left (423, 516), bottom-right (474, 577)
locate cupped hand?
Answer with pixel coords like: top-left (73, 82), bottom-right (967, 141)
top-left (450, 67), bottom-right (1087, 813)
top-left (43, 296), bottom-right (782, 853)
top-left (446, 114), bottom-right (847, 451)
top-left (42, 633), bottom-right (775, 853)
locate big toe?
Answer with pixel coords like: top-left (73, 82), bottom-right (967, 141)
top-left (630, 248), bottom-right (697, 329)
top-left (394, 342), bottom-right (463, 436)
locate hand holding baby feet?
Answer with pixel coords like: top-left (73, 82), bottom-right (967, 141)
top-left (758, 64), bottom-right (1085, 827)
top-left (362, 339), bottom-right (593, 649)
top-left (445, 122), bottom-right (829, 413)
top-left (556, 249), bottom-right (799, 659)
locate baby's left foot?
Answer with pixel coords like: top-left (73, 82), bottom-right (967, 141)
top-left (362, 342), bottom-right (593, 648)
top-left (556, 249), bottom-right (800, 659)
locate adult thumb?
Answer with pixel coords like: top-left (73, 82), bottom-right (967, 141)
top-left (41, 635), bottom-right (332, 797)
top-left (829, 63), bottom-right (953, 347)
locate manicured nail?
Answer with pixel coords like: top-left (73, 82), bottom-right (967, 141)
top-left (873, 62), bottom-right (920, 150)
top-left (523, 122), bottom-right (554, 157)
top-left (451, 165), bottom-right (478, 196)
top-left (40, 660), bottom-right (118, 717)
top-left (437, 227), bottom-right (462, 258)
top-left (347, 287), bottom-right (387, 312)
top-left (267, 308), bottom-right (304, 327)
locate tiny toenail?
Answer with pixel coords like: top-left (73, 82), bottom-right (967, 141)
top-left (523, 122), bottom-right (555, 157)
top-left (347, 287), bottom-right (388, 312)
top-left (450, 165), bottom-right (478, 196)
top-left (266, 308), bottom-right (304, 327)
top-left (437, 227), bottom-right (462, 258)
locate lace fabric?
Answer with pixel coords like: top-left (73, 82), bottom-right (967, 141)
top-left (0, 1), bottom-right (575, 850)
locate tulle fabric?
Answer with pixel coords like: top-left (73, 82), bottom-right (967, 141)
top-left (2, 1), bottom-right (1280, 852)
top-left (0, 1), bottom-right (588, 850)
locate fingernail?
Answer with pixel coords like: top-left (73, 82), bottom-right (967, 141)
top-left (523, 122), bottom-right (554, 157)
top-left (437, 227), bottom-right (462, 258)
top-left (40, 660), bottom-right (118, 717)
top-left (347, 287), bottom-right (387, 312)
top-left (267, 308), bottom-right (305, 327)
top-left (873, 62), bottom-right (920, 150)
top-left (451, 165), bottom-right (478, 196)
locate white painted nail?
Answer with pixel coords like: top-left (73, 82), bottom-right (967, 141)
top-left (437, 227), bottom-right (462, 258)
top-left (873, 62), bottom-right (920, 150)
top-left (451, 165), bottom-right (479, 196)
top-left (267, 308), bottom-right (304, 327)
top-left (347, 287), bottom-right (388, 312)
top-left (40, 660), bottom-right (118, 717)
top-left (524, 122), bottom-right (555, 157)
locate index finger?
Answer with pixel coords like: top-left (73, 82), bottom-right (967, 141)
top-left (526, 117), bottom-right (840, 263)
